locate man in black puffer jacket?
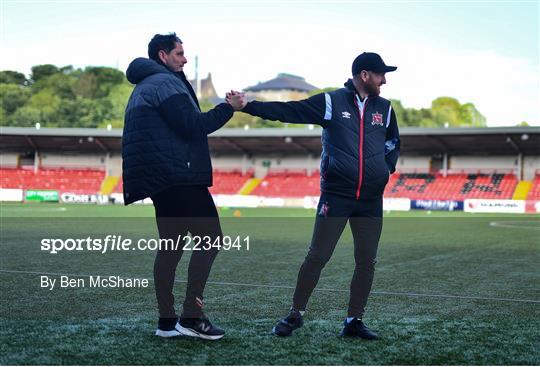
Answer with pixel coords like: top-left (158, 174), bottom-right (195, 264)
top-left (123, 33), bottom-right (245, 340)
top-left (228, 52), bottom-right (400, 340)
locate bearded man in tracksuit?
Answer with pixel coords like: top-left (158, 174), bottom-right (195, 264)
top-left (228, 52), bottom-right (399, 339)
top-left (123, 33), bottom-right (245, 340)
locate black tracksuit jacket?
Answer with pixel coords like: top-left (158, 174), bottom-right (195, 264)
top-left (122, 58), bottom-right (234, 204)
top-left (243, 79), bottom-right (400, 200)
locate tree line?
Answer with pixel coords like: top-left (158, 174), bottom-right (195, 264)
top-left (0, 65), bottom-right (131, 128)
top-left (1, 64), bottom-right (491, 129)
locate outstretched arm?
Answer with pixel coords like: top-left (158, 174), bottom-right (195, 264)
top-left (228, 92), bottom-right (329, 127)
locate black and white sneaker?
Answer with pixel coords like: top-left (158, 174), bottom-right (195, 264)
top-left (272, 309), bottom-right (304, 337)
top-left (340, 318), bottom-right (378, 340)
top-left (177, 317), bottom-right (225, 340)
top-left (155, 318), bottom-right (184, 338)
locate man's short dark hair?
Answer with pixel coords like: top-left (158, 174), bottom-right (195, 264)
top-left (148, 33), bottom-right (182, 62)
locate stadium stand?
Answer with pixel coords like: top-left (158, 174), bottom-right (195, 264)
top-left (251, 169), bottom-right (320, 197)
top-left (526, 171), bottom-right (540, 200)
top-left (0, 167), bottom-right (105, 194)
top-left (384, 171), bottom-right (518, 200)
top-left (1, 127), bottom-right (539, 204)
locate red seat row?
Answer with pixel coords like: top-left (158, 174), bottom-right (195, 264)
top-left (1, 168), bottom-right (105, 194)
top-left (251, 169), bottom-right (320, 197)
top-left (384, 173), bottom-right (518, 200)
top-left (209, 170), bottom-right (254, 195)
top-left (3, 168), bottom-right (532, 200)
top-left (111, 169), bottom-right (255, 195)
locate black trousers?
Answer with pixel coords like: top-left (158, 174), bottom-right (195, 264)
top-left (292, 192), bottom-right (383, 318)
top-left (151, 185), bottom-right (222, 319)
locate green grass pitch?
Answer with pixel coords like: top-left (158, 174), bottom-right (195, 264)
top-left (1, 203), bottom-right (539, 365)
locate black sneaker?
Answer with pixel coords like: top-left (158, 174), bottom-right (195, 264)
top-left (340, 318), bottom-right (378, 340)
top-left (178, 316), bottom-right (225, 340)
top-left (272, 309), bottom-right (304, 337)
top-left (155, 317), bottom-right (183, 338)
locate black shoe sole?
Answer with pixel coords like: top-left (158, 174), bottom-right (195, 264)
top-left (177, 324), bottom-right (224, 340)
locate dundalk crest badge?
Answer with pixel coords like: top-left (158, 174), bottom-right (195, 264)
top-left (372, 112), bottom-right (383, 126)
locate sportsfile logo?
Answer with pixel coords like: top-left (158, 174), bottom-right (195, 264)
top-left (40, 234), bottom-right (251, 253)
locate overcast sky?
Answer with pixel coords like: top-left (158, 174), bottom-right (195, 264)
top-left (1, 0), bottom-right (539, 126)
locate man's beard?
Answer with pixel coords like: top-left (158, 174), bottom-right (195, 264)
top-left (367, 84), bottom-right (380, 96)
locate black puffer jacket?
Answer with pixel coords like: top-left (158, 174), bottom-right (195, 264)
top-left (122, 58), bottom-right (233, 204)
top-left (243, 79), bottom-right (400, 199)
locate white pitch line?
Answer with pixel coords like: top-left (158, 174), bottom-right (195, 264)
top-left (1, 269), bottom-right (539, 304)
top-left (489, 221), bottom-right (540, 230)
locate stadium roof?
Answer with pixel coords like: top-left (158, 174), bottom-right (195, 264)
top-left (244, 73), bottom-right (318, 92)
top-left (1, 126), bottom-right (539, 156)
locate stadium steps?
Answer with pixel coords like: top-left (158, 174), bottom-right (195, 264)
top-left (238, 178), bottom-right (262, 195)
top-left (512, 181), bottom-right (532, 200)
top-left (100, 176), bottom-right (120, 195)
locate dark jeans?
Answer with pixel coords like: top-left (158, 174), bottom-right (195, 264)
top-left (151, 185), bottom-right (222, 319)
top-left (292, 192), bottom-right (383, 318)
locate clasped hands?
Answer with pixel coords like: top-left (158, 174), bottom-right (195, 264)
top-left (226, 90), bottom-right (247, 111)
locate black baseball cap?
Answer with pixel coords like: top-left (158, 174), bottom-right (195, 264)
top-left (352, 52), bottom-right (397, 75)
